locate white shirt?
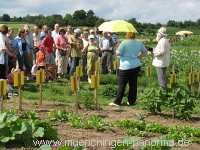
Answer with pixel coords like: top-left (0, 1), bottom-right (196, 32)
top-left (0, 33), bottom-right (6, 64)
top-left (102, 38), bottom-right (111, 50)
top-left (152, 37), bottom-right (170, 68)
top-left (51, 30), bottom-right (59, 42)
top-left (82, 38), bottom-right (89, 49)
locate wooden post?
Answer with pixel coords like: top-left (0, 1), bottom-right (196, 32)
top-left (36, 69), bottom-right (45, 106)
top-left (0, 80), bottom-right (4, 112)
top-left (76, 66), bottom-right (82, 91)
top-left (14, 71), bottom-right (24, 112)
top-left (197, 71), bottom-right (200, 97)
top-left (91, 74), bottom-right (100, 110)
top-left (70, 74), bottom-right (79, 112)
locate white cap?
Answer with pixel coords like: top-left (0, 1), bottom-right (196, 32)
top-left (158, 27), bottom-right (167, 36)
top-left (74, 28), bottom-right (81, 33)
top-left (89, 29), bottom-right (95, 33)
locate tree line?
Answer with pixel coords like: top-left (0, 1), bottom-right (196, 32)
top-left (1, 9), bottom-right (200, 33)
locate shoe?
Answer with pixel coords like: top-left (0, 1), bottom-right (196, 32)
top-left (27, 76), bottom-right (33, 81)
top-left (109, 102), bottom-right (119, 107)
top-left (88, 78), bottom-right (91, 84)
top-left (127, 101), bottom-right (136, 106)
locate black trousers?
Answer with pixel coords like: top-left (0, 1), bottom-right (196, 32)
top-left (0, 64), bottom-right (6, 79)
top-left (114, 67), bottom-right (140, 105)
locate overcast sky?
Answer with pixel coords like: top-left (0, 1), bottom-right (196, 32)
top-left (1, 0), bottom-right (200, 23)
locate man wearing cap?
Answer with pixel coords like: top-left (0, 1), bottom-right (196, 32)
top-left (152, 27), bottom-right (170, 89)
top-left (69, 28), bottom-right (83, 76)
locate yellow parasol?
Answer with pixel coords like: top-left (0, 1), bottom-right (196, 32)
top-left (98, 20), bottom-right (137, 33)
top-left (176, 31), bottom-right (193, 36)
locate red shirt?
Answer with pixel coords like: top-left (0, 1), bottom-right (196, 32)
top-left (42, 35), bottom-right (54, 53)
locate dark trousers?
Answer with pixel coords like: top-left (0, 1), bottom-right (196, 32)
top-left (114, 67), bottom-right (140, 105)
top-left (17, 51), bottom-right (32, 74)
top-left (102, 51), bottom-right (112, 74)
top-left (0, 64), bottom-right (6, 79)
top-left (69, 57), bottom-right (80, 76)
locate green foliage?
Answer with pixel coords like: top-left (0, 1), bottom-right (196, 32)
top-left (141, 86), bottom-right (196, 120)
top-left (39, 145), bottom-right (84, 150)
top-left (48, 110), bottom-right (108, 132)
top-left (141, 88), bottom-right (166, 114)
top-left (48, 110), bottom-right (69, 122)
top-left (115, 119), bottom-right (200, 145)
top-left (81, 93), bottom-right (96, 110)
top-left (100, 74), bottom-right (117, 85)
top-left (167, 85), bottom-right (195, 120)
top-left (140, 143), bottom-right (171, 150)
top-left (0, 112), bottom-right (58, 147)
top-left (102, 84), bottom-right (117, 97)
top-left (145, 123), bottom-right (168, 134)
top-left (84, 115), bottom-right (107, 131)
top-left (165, 126), bottom-right (200, 142)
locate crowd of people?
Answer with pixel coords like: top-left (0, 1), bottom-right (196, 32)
top-left (0, 23), bottom-right (170, 105)
top-left (0, 24), bottom-right (119, 81)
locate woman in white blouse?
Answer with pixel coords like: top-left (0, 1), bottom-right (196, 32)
top-left (152, 27), bottom-right (170, 89)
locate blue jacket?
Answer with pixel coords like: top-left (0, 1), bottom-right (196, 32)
top-left (14, 36), bottom-right (29, 55)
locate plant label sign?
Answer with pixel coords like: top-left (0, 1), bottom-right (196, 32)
top-left (91, 74), bottom-right (100, 89)
top-left (0, 79), bottom-right (7, 112)
top-left (14, 71), bottom-right (24, 87)
top-left (0, 79), bottom-right (7, 97)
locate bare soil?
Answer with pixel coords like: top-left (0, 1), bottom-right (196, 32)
top-left (3, 99), bottom-right (200, 150)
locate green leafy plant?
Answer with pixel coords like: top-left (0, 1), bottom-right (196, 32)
top-left (81, 93), bottom-right (96, 110)
top-left (100, 74), bottom-right (117, 85)
top-left (0, 112), bottom-right (58, 147)
top-left (84, 115), bottom-right (107, 131)
top-left (48, 110), bottom-right (69, 122)
top-left (167, 85), bottom-right (196, 120)
top-left (140, 88), bottom-right (166, 114)
top-left (102, 84), bottom-right (117, 97)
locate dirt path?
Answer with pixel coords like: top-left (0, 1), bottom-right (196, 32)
top-left (3, 100), bottom-right (200, 150)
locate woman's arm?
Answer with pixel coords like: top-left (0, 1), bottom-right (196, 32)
top-left (153, 39), bottom-right (169, 57)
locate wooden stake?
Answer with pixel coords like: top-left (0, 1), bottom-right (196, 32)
top-left (18, 72), bottom-right (22, 111)
top-left (18, 87), bottom-right (22, 111)
top-left (39, 84), bottom-right (42, 105)
top-left (0, 81), bottom-right (4, 112)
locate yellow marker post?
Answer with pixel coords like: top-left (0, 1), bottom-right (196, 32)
top-left (0, 80), bottom-right (7, 112)
top-left (91, 74), bottom-right (100, 110)
top-left (188, 72), bottom-right (192, 86)
top-left (146, 65), bottom-right (152, 77)
top-left (198, 71), bottom-right (200, 97)
top-left (14, 71), bottom-right (24, 111)
top-left (76, 66), bottom-right (81, 91)
top-left (70, 74), bottom-right (80, 111)
top-left (169, 72), bottom-right (176, 89)
top-left (36, 69), bottom-right (45, 105)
